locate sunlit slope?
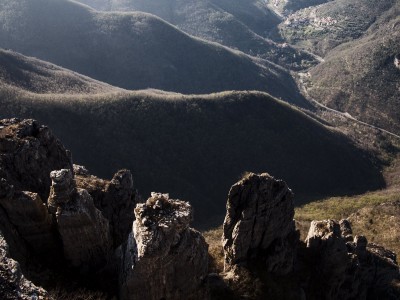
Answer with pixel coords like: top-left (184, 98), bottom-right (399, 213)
top-left (0, 49), bottom-right (121, 94)
top-left (76, 0), bottom-right (317, 70)
top-left (0, 0), bottom-right (307, 106)
top-left (307, 4), bottom-right (400, 132)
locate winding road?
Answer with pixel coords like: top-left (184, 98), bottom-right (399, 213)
top-left (297, 72), bottom-right (400, 140)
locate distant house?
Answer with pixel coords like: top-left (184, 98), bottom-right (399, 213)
top-left (395, 54), bottom-right (400, 69)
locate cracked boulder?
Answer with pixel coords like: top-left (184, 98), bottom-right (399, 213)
top-left (222, 173), bottom-right (297, 275)
top-left (119, 193), bottom-right (209, 300)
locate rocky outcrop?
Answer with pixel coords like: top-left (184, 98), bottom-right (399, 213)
top-left (0, 118), bottom-right (72, 201)
top-left (221, 173), bottom-right (400, 299)
top-left (75, 168), bottom-right (137, 248)
top-left (48, 169), bottom-right (112, 269)
top-left (0, 119), bottom-right (70, 262)
top-left (1, 119), bottom-right (399, 299)
top-left (120, 193), bottom-right (209, 300)
top-left (222, 173), bottom-right (297, 275)
top-left (0, 231), bottom-right (48, 300)
top-left (305, 219), bottom-right (400, 299)
top-left (0, 178), bottom-right (55, 258)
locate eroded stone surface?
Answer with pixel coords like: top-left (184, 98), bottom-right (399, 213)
top-left (0, 231), bottom-right (48, 300)
top-left (222, 173), bottom-right (297, 275)
top-left (48, 169), bottom-right (112, 269)
top-left (120, 193), bottom-right (209, 300)
top-left (0, 118), bottom-right (72, 201)
top-left (75, 168), bottom-right (137, 248)
top-left (0, 181), bottom-right (55, 257)
top-left (305, 219), bottom-right (400, 299)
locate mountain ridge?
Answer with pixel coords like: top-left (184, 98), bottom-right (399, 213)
top-left (0, 0), bottom-right (309, 107)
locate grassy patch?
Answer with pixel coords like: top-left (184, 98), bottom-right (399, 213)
top-left (295, 189), bottom-right (400, 222)
top-left (203, 226), bottom-right (224, 273)
top-left (295, 185), bottom-right (400, 256)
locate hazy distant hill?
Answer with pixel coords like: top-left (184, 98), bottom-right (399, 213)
top-left (278, 0), bottom-right (396, 56)
top-left (75, 0), bottom-right (317, 70)
top-left (0, 0), bottom-right (308, 106)
top-left (0, 51), bottom-right (385, 226)
top-left (80, 0), bottom-right (281, 35)
top-left (0, 49), bottom-right (120, 94)
top-left (307, 3), bottom-right (400, 133)
top-left (267, 0), bottom-right (333, 16)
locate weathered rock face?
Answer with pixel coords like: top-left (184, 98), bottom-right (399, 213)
top-left (75, 168), bottom-right (137, 248)
top-left (120, 193), bottom-right (209, 300)
top-left (222, 173), bottom-right (297, 275)
top-left (0, 118), bottom-right (72, 201)
top-left (0, 178), bottom-right (55, 258)
top-left (48, 169), bottom-right (77, 213)
top-left (305, 219), bottom-right (400, 299)
top-left (100, 170), bottom-right (136, 248)
top-left (305, 220), bottom-right (354, 298)
top-left (0, 231), bottom-right (48, 300)
top-left (48, 169), bottom-right (112, 269)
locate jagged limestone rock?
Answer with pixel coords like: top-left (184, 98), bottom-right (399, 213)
top-left (305, 219), bottom-right (400, 299)
top-left (48, 169), bottom-right (77, 213)
top-left (0, 118), bottom-right (72, 201)
top-left (75, 168), bottom-right (137, 248)
top-left (0, 231), bottom-right (48, 300)
top-left (49, 168), bottom-right (112, 269)
top-left (305, 220), bottom-right (352, 298)
top-left (222, 173), bottom-right (297, 275)
top-left (0, 179), bottom-right (55, 257)
top-left (102, 170), bottom-right (136, 247)
top-left (120, 193), bottom-right (209, 300)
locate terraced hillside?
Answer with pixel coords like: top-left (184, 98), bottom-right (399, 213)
top-left (306, 3), bottom-right (400, 133)
top-left (279, 0), bottom-right (396, 55)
